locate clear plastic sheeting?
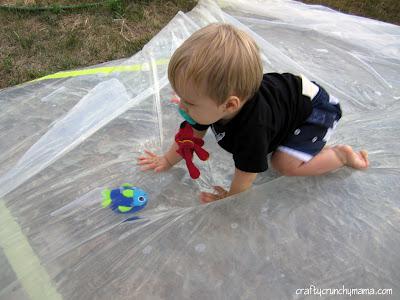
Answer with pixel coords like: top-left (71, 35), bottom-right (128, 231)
top-left (0, 0), bottom-right (399, 299)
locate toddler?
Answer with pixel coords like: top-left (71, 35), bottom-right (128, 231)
top-left (138, 23), bottom-right (369, 203)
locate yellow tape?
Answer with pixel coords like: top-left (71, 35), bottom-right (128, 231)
top-left (33, 58), bottom-right (170, 81)
top-left (0, 200), bottom-right (62, 300)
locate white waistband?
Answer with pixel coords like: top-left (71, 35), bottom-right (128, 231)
top-left (300, 74), bottom-right (319, 100)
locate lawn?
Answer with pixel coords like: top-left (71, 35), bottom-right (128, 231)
top-left (0, 0), bottom-right (399, 89)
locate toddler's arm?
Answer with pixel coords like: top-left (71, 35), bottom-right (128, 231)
top-left (201, 168), bottom-right (257, 203)
top-left (230, 168), bottom-right (258, 195)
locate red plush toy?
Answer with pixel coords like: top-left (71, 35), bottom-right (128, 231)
top-left (175, 122), bottom-right (209, 179)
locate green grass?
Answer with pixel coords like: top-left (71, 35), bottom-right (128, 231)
top-left (0, 0), bottom-right (197, 88)
top-left (0, 0), bottom-right (398, 89)
top-left (2, 56), bottom-right (13, 74)
top-left (300, 0), bottom-right (400, 25)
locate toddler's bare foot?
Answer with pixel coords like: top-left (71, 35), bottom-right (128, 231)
top-left (333, 145), bottom-right (369, 169)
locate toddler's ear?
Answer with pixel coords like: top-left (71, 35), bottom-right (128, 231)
top-left (225, 96), bottom-right (241, 112)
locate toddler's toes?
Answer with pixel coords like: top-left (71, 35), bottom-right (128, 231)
top-left (360, 150), bottom-right (369, 168)
top-left (348, 149), bottom-right (369, 170)
top-left (335, 145), bottom-right (369, 170)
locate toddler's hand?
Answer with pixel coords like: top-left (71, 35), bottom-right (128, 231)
top-left (137, 150), bottom-right (172, 173)
top-left (200, 186), bottom-right (229, 203)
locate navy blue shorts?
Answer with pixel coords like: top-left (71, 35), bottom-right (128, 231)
top-left (277, 85), bottom-right (342, 162)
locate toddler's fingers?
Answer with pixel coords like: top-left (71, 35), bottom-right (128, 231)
top-left (137, 157), bottom-right (153, 165)
top-left (137, 160), bottom-right (147, 165)
top-left (140, 166), bottom-right (152, 171)
top-left (140, 162), bottom-right (157, 171)
top-left (144, 150), bottom-right (157, 157)
top-left (199, 193), bottom-right (210, 203)
top-left (213, 186), bottom-right (227, 194)
top-left (154, 166), bottom-right (165, 172)
top-left (200, 192), bottom-right (218, 203)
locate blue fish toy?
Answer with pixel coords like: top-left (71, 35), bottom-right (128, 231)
top-left (101, 183), bottom-right (148, 214)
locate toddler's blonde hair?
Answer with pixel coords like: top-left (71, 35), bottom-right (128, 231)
top-left (168, 23), bottom-right (263, 104)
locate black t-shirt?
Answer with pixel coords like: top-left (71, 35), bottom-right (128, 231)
top-left (192, 73), bottom-right (313, 173)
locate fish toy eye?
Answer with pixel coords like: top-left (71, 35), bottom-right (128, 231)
top-left (138, 196), bottom-right (146, 202)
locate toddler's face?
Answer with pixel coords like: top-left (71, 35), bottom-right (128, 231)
top-left (175, 84), bottom-right (226, 126)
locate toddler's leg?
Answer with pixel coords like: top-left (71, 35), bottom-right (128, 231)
top-left (271, 145), bottom-right (369, 176)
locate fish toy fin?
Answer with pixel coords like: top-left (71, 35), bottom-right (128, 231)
top-left (122, 189), bottom-right (134, 198)
top-left (118, 206), bottom-right (133, 213)
top-left (101, 189), bottom-right (112, 208)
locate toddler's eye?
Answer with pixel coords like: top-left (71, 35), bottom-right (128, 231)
top-left (182, 99), bottom-right (194, 106)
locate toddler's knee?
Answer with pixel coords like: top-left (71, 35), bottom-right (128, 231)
top-left (275, 166), bottom-right (298, 176)
top-left (271, 158), bottom-right (297, 176)
top-left (271, 153), bottom-right (298, 176)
